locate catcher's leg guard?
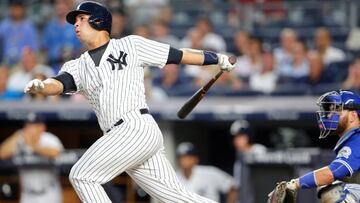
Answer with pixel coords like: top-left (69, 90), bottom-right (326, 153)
top-left (317, 181), bottom-right (357, 203)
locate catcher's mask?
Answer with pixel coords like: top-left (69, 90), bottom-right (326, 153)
top-left (316, 90), bottom-right (360, 139)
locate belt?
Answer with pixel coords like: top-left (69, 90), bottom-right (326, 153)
top-left (106, 108), bottom-right (149, 133)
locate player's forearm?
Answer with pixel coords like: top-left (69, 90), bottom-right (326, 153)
top-left (226, 187), bottom-right (238, 203)
top-left (39, 78), bottom-right (64, 96)
top-left (0, 133), bottom-right (20, 159)
top-left (298, 166), bottom-right (334, 189)
top-left (314, 167), bottom-right (335, 186)
top-left (32, 146), bottom-right (61, 159)
top-left (179, 48), bottom-right (205, 65)
top-left (178, 48), bottom-right (235, 72)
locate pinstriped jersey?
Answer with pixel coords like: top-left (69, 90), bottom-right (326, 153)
top-left (59, 35), bottom-right (170, 131)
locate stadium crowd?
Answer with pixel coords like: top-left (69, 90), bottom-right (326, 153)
top-left (0, 0), bottom-right (359, 101)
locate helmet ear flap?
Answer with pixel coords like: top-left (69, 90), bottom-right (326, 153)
top-left (88, 17), bottom-right (107, 32)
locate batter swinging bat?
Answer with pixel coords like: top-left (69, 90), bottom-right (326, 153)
top-left (177, 56), bottom-right (237, 119)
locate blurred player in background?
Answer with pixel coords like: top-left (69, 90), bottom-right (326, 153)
top-left (279, 90), bottom-right (360, 202)
top-left (176, 142), bottom-right (237, 203)
top-left (230, 119), bottom-right (266, 203)
top-left (0, 113), bottom-right (64, 203)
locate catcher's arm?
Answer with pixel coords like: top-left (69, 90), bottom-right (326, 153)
top-left (267, 166), bottom-right (336, 203)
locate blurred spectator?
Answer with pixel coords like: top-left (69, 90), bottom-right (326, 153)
top-left (153, 64), bottom-right (187, 93)
top-left (234, 37), bottom-right (263, 81)
top-left (0, 113), bottom-right (63, 203)
top-left (273, 28), bottom-right (298, 68)
top-left (181, 17), bottom-right (226, 52)
top-left (0, 67), bottom-right (8, 96)
top-left (277, 41), bottom-right (309, 83)
top-left (314, 27), bottom-right (345, 66)
top-left (0, 0), bottom-right (39, 67)
top-left (144, 68), bottom-right (168, 101)
top-left (132, 24), bottom-right (150, 38)
top-left (345, 27), bottom-right (360, 51)
top-left (0, 67), bottom-right (21, 100)
top-left (342, 56), bottom-right (360, 90)
top-left (181, 28), bottom-right (204, 50)
top-left (176, 142), bottom-right (237, 203)
top-left (227, 1), bottom-right (255, 31)
top-left (124, 0), bottom-right (170, 27)
top-left (214, 71), bottom-right (242, 91)
top-left (195, 17), bottom-right (226, 52)
top-left (150, 20), bottom-right (179, 47)
top-left (110, 8), bottom-right (130, 39)
top-left (7, 48), bottom-right (54, 95)
top-left (308, 51), bottom-right (324, 85)
top-left (233, 31), bottom-right (251, 56)
top-left (42, 0), bottom-right (81, 72)
top-left (249, 52), bottom-right (277, 93)
top-left (230, 120), bottom-right (266, 203)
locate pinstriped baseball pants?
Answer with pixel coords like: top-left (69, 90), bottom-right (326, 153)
top-left (69, 110), bottom-right (217, 203)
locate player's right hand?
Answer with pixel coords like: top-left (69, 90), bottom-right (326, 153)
top-left (217, 54), bottom-right (235, 72)
top-left (24, 79), bottom-right (45, 94)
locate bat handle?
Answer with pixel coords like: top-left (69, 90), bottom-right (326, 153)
top-left (203, 70), bottom-right (223, 92)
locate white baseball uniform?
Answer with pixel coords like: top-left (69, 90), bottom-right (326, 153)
top-left (14, 131), bottom-right (63, 203)
top-left (63, 35), bottom-right (217, 203)
top-left (177, 165), bottom-right (237, 202)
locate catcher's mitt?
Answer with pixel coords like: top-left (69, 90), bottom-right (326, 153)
top-left (267, 181), bottom-right (297, 203)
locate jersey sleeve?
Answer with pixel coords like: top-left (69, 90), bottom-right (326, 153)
top-left (130, 35), bottom-right (170, 68)
top-left (58, 59), bottom-right (82, 93)
top-left (39, 132), bottom-right (64, 152)
top-left (211, 167), bottom-right (237, 193)
top-left (331, 142), bottom-right (360, 177)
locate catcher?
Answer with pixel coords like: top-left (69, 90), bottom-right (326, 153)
top-left (268, 90), bottom-right (360, 203)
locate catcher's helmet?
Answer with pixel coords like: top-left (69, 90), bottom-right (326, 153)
top-left (66, 1), bottom-right (112, 34)
top-left (316, 90), bottom-right (360, 139)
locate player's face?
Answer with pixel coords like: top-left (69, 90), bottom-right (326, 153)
top-left (178, 155), bottom-right (198, 170)
top-left (74, 14), bottom-right (98, 44)
top-left (233, 134), bottom-right (250, 152)
top-left (24, 123), bottom-right (45, 138)
top-left (333, 110), bottom-right (349, 136)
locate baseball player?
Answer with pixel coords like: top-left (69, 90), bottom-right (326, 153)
top-left (269, 90), bottom-right (360, 202)
top-left (23, 1), bottom-right (234, 202)
top-left (0, 113), bottom-right (63, 203)
top-left (176, 142), bottom-right (237, 203)
top-left (230, 120), bottom-right (266, 203)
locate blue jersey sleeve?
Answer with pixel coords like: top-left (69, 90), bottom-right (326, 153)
top-left (331, 137), bottom-right (360, 177)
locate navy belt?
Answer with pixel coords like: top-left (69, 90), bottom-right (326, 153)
top-left (106, 108), bottom-right (149, 133)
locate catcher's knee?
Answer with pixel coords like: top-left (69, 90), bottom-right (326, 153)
top-left (317, 182), bottom-right (357, 203)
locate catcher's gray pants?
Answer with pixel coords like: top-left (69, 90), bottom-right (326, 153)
top-left (318, 182), bottom-right (360, 203)
top-left (69, 112), bottom-right (216, 203)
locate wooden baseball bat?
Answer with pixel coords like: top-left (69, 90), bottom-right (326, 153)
top-left (177, 56), bottom-right (237, 119)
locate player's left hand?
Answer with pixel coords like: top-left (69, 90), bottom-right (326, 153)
top-left (267, 180), bottom-right (298, 203)
top-left (286, 179), bottom-right (299, 191)
top-left (217, 54), bottom-right (235, 72)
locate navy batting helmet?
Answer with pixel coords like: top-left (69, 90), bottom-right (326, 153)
top-left (66, 1), bottom-right (112, 34)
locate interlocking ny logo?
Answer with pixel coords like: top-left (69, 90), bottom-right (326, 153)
top-left (107, 51), bottom-right (128, 70)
